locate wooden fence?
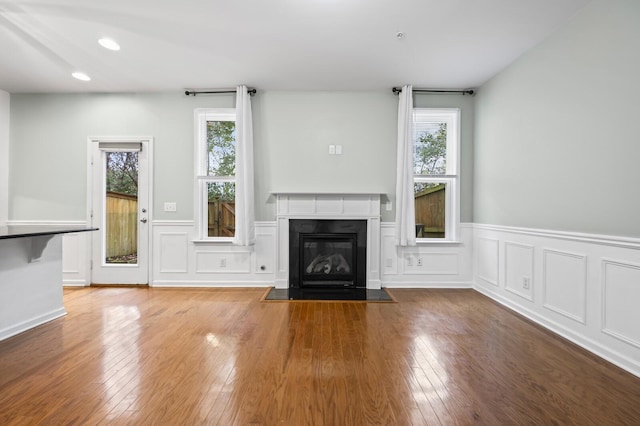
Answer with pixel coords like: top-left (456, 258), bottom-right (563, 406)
top-left (208, 201), bottom-right (235, 237)
top-left (106, 192), bottom-right (138, 258)
top-left (415, 184), bottom-right (445, 238)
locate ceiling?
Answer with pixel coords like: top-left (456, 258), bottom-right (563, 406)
top-left (0, 0), bottom-right (591, 93)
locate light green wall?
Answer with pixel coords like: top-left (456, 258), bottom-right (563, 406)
top-left (254, 91), bottom-right (397, 221)
top-left (9, 90), bottom-right (475, 223)
top-left (474, 0), bottom-right (640, 237)
top-left (10, 92), bottom-right (234, 221)
top-left (0, 90), bottom-right (8, 225)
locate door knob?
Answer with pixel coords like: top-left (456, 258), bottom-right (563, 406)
top-left (140, 218), bottom-right (148, 223)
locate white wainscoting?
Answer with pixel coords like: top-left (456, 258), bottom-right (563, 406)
top-left (152, 220), bottom-right (276, 287)
top-left (473, 223), bottom-right (640, 377)
top-left (7, 220), bottom-right (90, 286)
top-left (504, 242), bottom-right (534, 302)
top-left (601, 259), bottom-right (640, 349)
top-left (380, 223), bottom-right (473, 288)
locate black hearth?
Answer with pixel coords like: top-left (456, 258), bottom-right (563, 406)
top-left (289, 219), bottom-right (367, 289)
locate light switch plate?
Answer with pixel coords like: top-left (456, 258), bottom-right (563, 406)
top-left (329, 145), bottom-right (336, 155)
top-left (335, 145), bottom-right (343, 155)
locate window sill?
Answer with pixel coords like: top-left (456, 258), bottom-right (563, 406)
top-left (416, 239), bottom-right (463, 246)
top-left (191, 238), bottom-right (234, 245)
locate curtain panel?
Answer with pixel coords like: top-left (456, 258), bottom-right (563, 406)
top-left (233, 85), bottom-right (256, 246)
top-left (395, 84), bottom-right (416, 246)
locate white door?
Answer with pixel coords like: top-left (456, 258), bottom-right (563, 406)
top-left (90, 138), bottom-right (151, 285)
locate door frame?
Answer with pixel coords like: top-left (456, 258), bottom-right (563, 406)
top-left (86, 136), bottom-right (154, 285)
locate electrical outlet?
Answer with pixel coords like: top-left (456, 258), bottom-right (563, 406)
top-left (220, 258), bottom-right (227, 268)
top-left (417, 257), bottom-right (423, 266)
top-left (329, 145), bottom-right (336, 155)
top-left (164, 202), bottom-right (177, 212)
top-left (523, 277), bottom-right (530, 289)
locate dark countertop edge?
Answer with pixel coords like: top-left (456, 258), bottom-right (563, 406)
top-left (0, 227), bottom-right (99, 240)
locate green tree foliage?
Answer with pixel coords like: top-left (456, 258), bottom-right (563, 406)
top-left (106, 152), bottom-right (138, 196)
top-left (414, 122), bottom-right (447, 175)
top-left (207, 121), bottom-right (236, 201)
top-left (414, 122), bottom-right (447, 194)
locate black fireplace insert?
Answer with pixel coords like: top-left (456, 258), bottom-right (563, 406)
top-left (289, 219), bottom-right (367, 289)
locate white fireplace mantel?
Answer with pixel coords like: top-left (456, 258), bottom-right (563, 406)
top-left (274, 193), bottom-right (382, 289)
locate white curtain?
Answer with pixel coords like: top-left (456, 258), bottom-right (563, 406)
top-left (233, 85), bottom-right (255, 246)
top-left (395, 84), bottom-right (416, 246)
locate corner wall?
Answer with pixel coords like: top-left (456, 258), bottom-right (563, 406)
top-left (474, 0), bottom-right (640, 238)
top-left (0, 90), bottom-right (8, 226)
top-left (472, 0), bottom-right (640, 377)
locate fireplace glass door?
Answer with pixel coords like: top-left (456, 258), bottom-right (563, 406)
top-left (300, 233), bottom-right (357, 287)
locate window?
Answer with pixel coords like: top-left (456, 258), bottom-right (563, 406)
top-left (413, 108), bottom-right (460, 241)
top-left (196, 109), bottom-right (236, 240)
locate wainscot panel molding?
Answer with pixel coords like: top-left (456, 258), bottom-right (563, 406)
top-left (380, 223), bottom-right (473, 288)
top-left (542, 249), bottom-right (587, 324)
top-left (151, 221), bottom-right (276, 287)
top-left (601, 259), bottom-right (640, 349)
top-left (473, 223), bottom-right (640, 378)
top-left (504, 241), bottom-right (534, 302)
top-left (7, 220), bottom-right (90, 286)
top-left (476, 237), bottom-right (499, 286)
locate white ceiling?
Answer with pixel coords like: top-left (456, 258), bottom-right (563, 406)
top-left (0, 0), bottom-right (590, 93)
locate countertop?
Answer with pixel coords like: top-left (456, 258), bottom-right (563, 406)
top-left (0, 226), bottom-right (98, 240)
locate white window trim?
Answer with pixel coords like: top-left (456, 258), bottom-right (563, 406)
top-left (194, 108), bottom-right (236, 242)
top-left (413, 108), bottom-right (461, 243)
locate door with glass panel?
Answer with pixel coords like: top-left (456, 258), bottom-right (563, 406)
top-left (90, 138), bottom-right (150, 284)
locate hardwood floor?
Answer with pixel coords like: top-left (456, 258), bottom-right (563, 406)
top-left (1, 288), bottom-right (639, 425)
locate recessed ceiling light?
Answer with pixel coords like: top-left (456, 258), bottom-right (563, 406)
top-left (72, 72), bottom-right (91, 81)
top-left (98, 38), bottom-right (120, 51)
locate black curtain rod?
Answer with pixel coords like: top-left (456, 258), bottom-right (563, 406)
top-left (392, 87), bottom-right (475, 96)
top-left (185, 88), bottom-right (257, 96)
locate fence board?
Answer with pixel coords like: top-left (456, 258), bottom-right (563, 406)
top-left (106, 192), bottom-right (138, 258)
top-left (208, 201), bottom-right (236, 237)
top-left (414, 185), bottom-right (445, 238)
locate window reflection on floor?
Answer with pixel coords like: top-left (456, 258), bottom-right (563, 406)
top-left (102, 305), bottom-right (141, 419)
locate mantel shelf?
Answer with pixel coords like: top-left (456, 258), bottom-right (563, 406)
top-left (270, 191), bottom-right (388, 197)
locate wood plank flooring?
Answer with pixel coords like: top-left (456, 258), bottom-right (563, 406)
top-left (1, 287), bottom-right (639, 425)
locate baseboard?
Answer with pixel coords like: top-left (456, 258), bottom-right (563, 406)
top-left (151, 280), bottom-right (274, 288)
top-left (63, 280), bottom-right (89, 287)
top-left (0, 308), bottom-right (67, 342)
top-left (382, 281), bottom-right (473, 288)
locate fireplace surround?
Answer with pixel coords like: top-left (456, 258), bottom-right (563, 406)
top-left (274, 193), bottom-right (382, 290)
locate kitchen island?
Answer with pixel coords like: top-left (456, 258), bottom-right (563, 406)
top-left (0, 226), bottom-right (97, 341)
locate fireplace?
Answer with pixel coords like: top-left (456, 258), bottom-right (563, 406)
top-left (289, 219), bottom-right (367, 289)
top-left (274, 193), bottom-right (382, 290)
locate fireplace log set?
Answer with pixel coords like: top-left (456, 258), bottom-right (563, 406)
top-left (306, 253), bottom-right (351, 274)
